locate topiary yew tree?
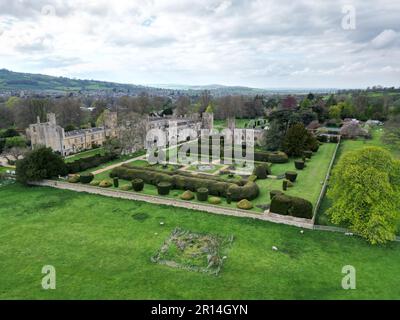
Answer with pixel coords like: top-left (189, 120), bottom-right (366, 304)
top-left (282, 123), bottom-right (318, 157)
top-left (16, 147), bottom-right (67, 184)
top-left (327, 147), bottom-right (400, 244)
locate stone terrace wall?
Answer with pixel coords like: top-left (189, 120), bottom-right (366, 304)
top-left (29, 180), bottom-right (315, 229)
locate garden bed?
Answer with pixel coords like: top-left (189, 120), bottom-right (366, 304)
top-left (151, 228), bottom-right (234, 276)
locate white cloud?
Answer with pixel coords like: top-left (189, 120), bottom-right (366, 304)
top-left (0, 0), bottom-right (399, 88)
top-left (371, 29), bottom-right (398, 48)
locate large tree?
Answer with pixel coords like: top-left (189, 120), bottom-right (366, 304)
top-left (282, 95), bottom-right (297, 109)
top-left (16, 147), bottom-right (67, 184)
top-left (14, 98), bottom-right (52, 129)
top-left (262, 120), bottom-right (285, 151)
top-left (0, 104), bottom-right (14, 128)
top-left (117, 112), bottom-right (147, 154)
top-left (175, 96), bottom-right (191, 116)
top-left (327, 147), bottom-right (400, 244)
top-left (53, 98), bottom-right (83, 128)
top-left (1, 136), bottom-right (28, 165)
top-left (282, 123), bottom-right (318, 157)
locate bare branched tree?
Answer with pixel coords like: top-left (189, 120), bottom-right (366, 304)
top-left (117, 111), bottom-right (147, 154)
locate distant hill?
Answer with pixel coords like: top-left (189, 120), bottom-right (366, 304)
top-left (0, 69), bottom-right (336, 96)
top-left (0, 69), bottom-right (151, 94)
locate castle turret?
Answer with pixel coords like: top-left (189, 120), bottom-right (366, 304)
top-left (202, 108), bottom-right (214, 130)
top-left (47, 113), bottom-right (57, 125)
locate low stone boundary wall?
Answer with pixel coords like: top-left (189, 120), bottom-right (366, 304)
top-left (25, 180), bottom-right (399, 238)
top-left (313, 224), bottom-right (400, 242)
top-left (30, 180), bottom-right (315, 228)
top-left (312, 137), bottom-right (342, 224)
top-left (264, 211), bottom-right (314, 229)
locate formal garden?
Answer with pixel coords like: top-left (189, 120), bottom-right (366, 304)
top-left (56, 126), bottom-right (338, 221)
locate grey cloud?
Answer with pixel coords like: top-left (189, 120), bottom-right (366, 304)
top-left (14, 34), bottom-right (53, 53)
top-left (31, 56), bottom-right (83, 68)
top-left (109, 33), bottom-right (176, 48)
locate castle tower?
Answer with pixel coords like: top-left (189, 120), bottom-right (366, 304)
top-left (47, 113), bottom-right (57, 125)
top-left (227, 117), bottom-right (236, 131)
top-left (202, 111), bottom-right (214, 131)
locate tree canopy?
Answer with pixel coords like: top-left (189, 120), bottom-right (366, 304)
top-left (282, 123), bottom-right (318, 157)
top-left (16, 147), bottom-right (67, 184)
top-left (327, 147), bottom-right (400, 244)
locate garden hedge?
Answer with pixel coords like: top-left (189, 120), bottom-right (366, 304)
top-left (227, 181), bottom-right (259, 201)
top-left (157, 182), bottom-right (171, 195)
top-left (226, 192), bottom-right (232, 204)
top-left (68, 175), bottom-right (80, 183)
top-left (253, 163), bottom-right (271, 179)
top-left (208, 197), bottom-right (222, 205)
top-left (270, 194), bottom-right (313, 219)
top-left (303, 151), bottom-right (313, 159)
top-left (113, 177), bottom-right (119, 188)
top-left (132, 178), bottom-right (144, 191)
top-left (197, 188), bottom-right (209, 201)
top-left (317, 135), bottom-right (328, 143)
top-left (99, 180), bottom-right (112, 188)
top-left (177, 145), bottom-right (289, 164)
top-left (180, 190), bottom-right (194, 200)
top-left (122, 163), bottom-right (242, 184)
top-left (248, 174), bottom-right (258, 182)
top-left (285, 171), bottom-right (298, 182)
top-left (111, 166), bottom-right (259, 200)
top-left (270, 190), bottom-right (284, 200)
top-left (330, 136), bottom-right (339, 143)
top-left (295, 160), bottom-right (305, 170)
top-left (66, 154), bottom-right (118, 174)
top-left (237, 199), bottom-right (253, 210)
top-left (310, 143), bottom-right (320, 153)
top-left (120, 185), bottom-right (132, 191)
top-left (79, 173), bottom-right (94, 184)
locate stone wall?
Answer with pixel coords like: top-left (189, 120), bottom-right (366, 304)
top-left (29, 179), bottom-right (314, 229)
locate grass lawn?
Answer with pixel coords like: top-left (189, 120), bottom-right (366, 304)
top-left (214, 119), bottom-right (249, 130)
top-left (0, 184), bottom-right (399, 299)
top-left (253, 143), bottom-right (337, 209)
top-left (64, 148), bottom-right (104, 163)
top-left (316, 129), bottom-right (400, 227)
top-left (77, 150), bottom-right (147, 175)
top-left (0, 167), bottom-right (9, 173)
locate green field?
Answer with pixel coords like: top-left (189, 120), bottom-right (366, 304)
top-left (254, 143), bottom-right (337, 209)
top-left (0, 184), bottom-right (399, 299)
top-left (214, 119), bottom-right (249, 130)
top-left (64, 148), bottom-right (104, 163)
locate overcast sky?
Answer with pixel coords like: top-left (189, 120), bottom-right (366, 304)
top-left (0, 0), bottom-right (399, 89)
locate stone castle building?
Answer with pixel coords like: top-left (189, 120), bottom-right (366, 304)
top-left (145, 112), bottom-right (212, 149)
top-left (27, 109), bottom-right (265, 156)
top-left (27, 110), bottom-right (118, 156)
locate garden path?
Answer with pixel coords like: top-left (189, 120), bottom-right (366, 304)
top-left (91, 154), bottom-right (147, 175)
